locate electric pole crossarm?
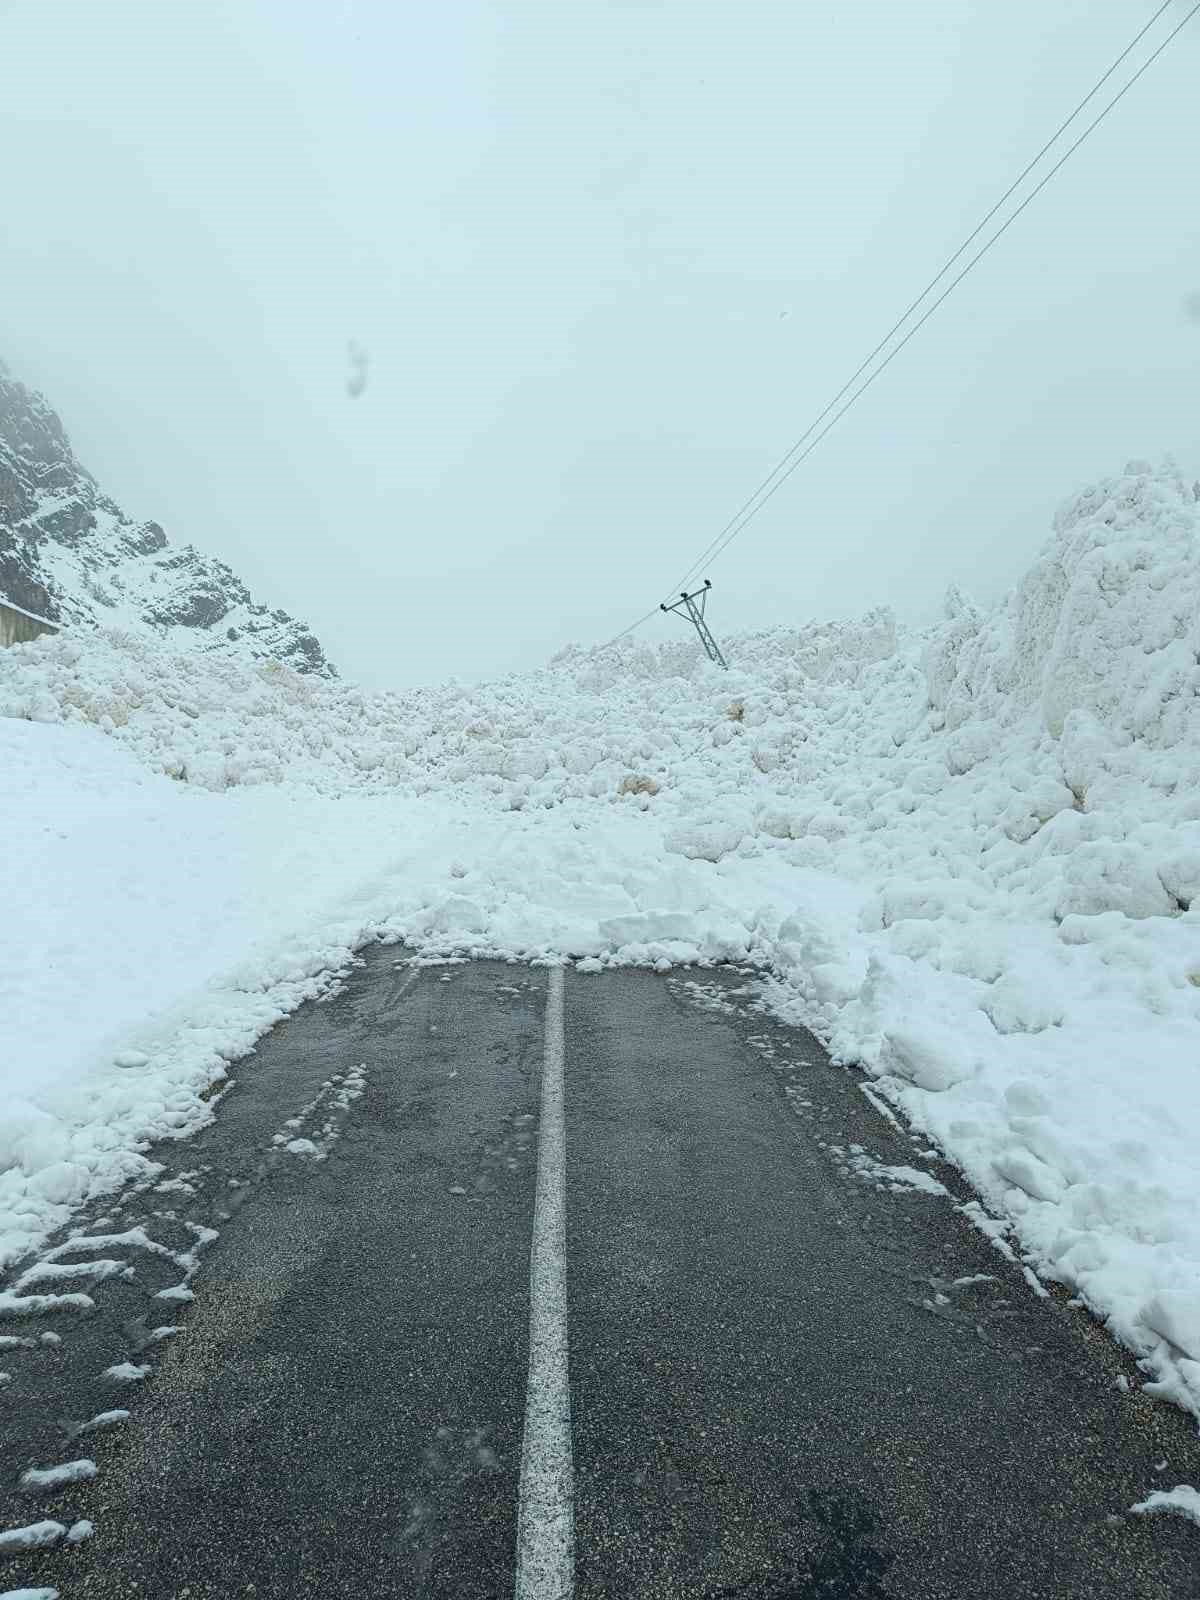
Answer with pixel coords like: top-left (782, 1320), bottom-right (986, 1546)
top-left (660, 579), bottom-right (728, 669)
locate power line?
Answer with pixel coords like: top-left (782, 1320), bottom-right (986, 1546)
top-left (598, 0), bottom-right (1192, 654)
top-left (599, 605), bottom-right (660, 652)
top-left (665, 0), bottom-right (1177, 602)
top-left (688, 0), bottom-right (1199, 580)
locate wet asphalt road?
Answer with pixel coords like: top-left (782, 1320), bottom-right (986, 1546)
top-left (2, 951), bottom-right (1199, 1598)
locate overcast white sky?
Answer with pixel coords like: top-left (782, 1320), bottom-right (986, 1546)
top-left (2, 1), bottom-right (1197, 687)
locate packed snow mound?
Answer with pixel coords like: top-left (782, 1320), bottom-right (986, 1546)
top-left (0, 604), bottom-right (903, 798)
top-left (927, 460), bottom-right (1200, 744)
top-left (5, 457), bottom-right (1200, 1426)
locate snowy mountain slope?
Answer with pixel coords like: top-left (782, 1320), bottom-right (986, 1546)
top-left (3, 457), bottom-right (1200, 1425)
top-left (0, 363), bottom-right (335, 676)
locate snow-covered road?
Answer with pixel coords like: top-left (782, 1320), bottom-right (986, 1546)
top-left (2, 957), bottom-right (1199, 1597)
top-left (4, 456), bottom-right (1200, 1473)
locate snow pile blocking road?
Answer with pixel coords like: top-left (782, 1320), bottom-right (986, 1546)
top-left (4, 458), bottom-right (1200, 1420)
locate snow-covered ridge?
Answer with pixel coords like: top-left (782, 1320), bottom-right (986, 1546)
top-left (0, 365), bottom-right (335, 677)
top-left (4, 457), bottom-right (1200, 1427)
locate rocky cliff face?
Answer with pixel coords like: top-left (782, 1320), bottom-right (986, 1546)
top-left (0, 364), bottom-right (336, 677)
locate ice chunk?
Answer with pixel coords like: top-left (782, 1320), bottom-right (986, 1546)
top-left (1130, 1485), bottom-right (1200, 1528)
top-left (879, 1026), bottom-right (973, 1093)
top-left (0, 1521), bottom-right (67, 1553)
top-left (663, 822), bottom-right (744, 862)
top-left (19, 1460), bottom-right (97, 1493)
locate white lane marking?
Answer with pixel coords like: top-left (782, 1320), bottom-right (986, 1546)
top-left (515, 965), bottom-right (574, 1600)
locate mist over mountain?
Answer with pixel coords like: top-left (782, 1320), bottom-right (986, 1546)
top-left (0, 363), bottom-right (335, 677)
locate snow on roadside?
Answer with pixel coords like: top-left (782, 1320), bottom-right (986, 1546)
top-left (3, 458), bottom-right (1200, 1424)
top-left (1131, 1484), bottom-right (1200, 1528)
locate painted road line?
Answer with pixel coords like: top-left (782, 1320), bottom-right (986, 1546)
top-left (515, 965), bottom-right (574, 1600)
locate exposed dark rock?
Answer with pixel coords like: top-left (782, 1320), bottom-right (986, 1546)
top-left (119, 521), bottom-right (168, 558)
top-left (145, 584), bottom-right (230, 629)
top-left (0, 367), bottom-right (336, 676)
top-left (0, 537), bottom-right (57, 621)
top-left (38, 497), bottom-right (97, 544)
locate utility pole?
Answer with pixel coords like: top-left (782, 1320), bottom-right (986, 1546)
top-left (660, 580), bottom-right (728, 669)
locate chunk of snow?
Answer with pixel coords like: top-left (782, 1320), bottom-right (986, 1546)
top-left (1141, 1292), bottom-right (1200, 1364)
top-left (103, 1362), bottom-right (150, 1383)
top-left (663, 822), bottom-right (745, 862)
top-left (0, 1292), bottom-right (93, 1318)
top-left (1130, 1485), bottom-right (1200, 1528)
top-left (76, 1409), bottom-right (130, 1435)
top-left (0, 1522), bottom-right (66, 1553)
top-left (879, 1027), bottom-right (974, 1093)
top-left (19, 1460), bottom-right (97, 1493)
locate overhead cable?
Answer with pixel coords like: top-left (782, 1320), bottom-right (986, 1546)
top-left (663, 0), bottom-right (1179, 602)
top-left (687, 0), bottom-right (1199, 581)
top-left (597, 0), bottom-right (1192, 654)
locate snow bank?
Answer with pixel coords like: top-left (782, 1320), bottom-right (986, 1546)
top-left (4, 458), bottom-right (1200, 1422)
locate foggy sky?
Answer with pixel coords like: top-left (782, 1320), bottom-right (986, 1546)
top-left (2, 1), bottom-right (1197, 688)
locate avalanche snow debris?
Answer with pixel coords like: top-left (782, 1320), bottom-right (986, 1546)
top-left (14, 1260), bottom-right (131, 1293)
top-left (1130, 1484), bottom-right (1200, 1528)
top-left (73, 1410), bottom-right (130, 1437)
top-left (843, 1151), bottom-right (951, 1197)
top-left (18, 1461), bottom-right (97, 1494)
top-left (284, 1138), bottom-right (322, 1159)
top-left (0, 1521), bottom-right (67, 1554)
top-left (4, 458), bottom-right (1200, 1419)
top-left (103, 1362), bottom-right (150, 1384)
top-left (0, 1293), bottom-right (94, 1320)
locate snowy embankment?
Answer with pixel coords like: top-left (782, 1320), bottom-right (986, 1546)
top-left (3, 459), bottom-right (1200, 1420)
